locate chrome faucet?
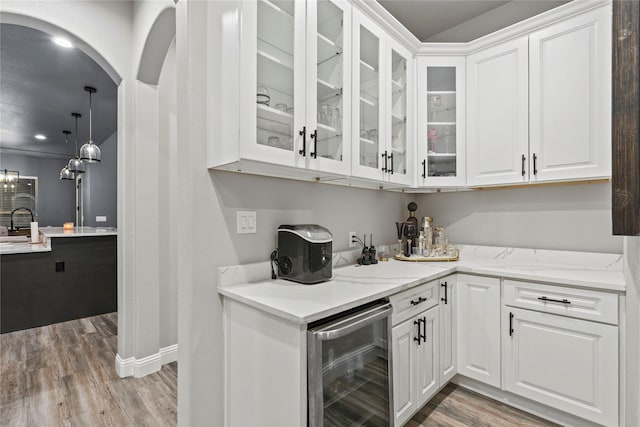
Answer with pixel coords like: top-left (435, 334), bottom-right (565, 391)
top-left (10, 207), bottom-right (34, 231)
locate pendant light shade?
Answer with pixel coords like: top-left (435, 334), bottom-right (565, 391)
top-left (79, 86), bottom-right (101, 163)
top-left (67, 112), bottom-right (85, 173)
top-left (59, 130), bottom-right (75, 180)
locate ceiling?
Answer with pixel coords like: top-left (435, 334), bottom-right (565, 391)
top-left (0, 24), bottom-right (117, 159)
top-left (0, 2), bottom-right (570, 159)
top-left (377, 0), bottom-right (570, 42)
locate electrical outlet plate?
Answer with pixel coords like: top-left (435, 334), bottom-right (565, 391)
top-left (349, 231), bottom-right (357, 248)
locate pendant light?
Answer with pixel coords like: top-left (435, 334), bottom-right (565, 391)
top-left (67, 112), bottom-right (85, 173)
top-left (79, 86), bottom-right (101, 163)
top-left (59, 130), bottom-right (75, 180)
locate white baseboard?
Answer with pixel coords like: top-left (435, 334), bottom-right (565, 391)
top-left (115, 344), bottom-right (178, 378)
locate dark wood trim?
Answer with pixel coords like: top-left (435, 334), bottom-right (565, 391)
top-left (612, 1), bottom-right (640, 236)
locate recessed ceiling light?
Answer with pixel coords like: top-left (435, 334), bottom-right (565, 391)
top-left (35, 134), bottom-right (46, 140)
top-left (52, 37), bottom-right (73, 48)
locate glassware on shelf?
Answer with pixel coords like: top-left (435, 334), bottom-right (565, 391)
top-left (444, 131), bottom-right (451, 153)
top-left (428, 128), bottom-right (438, 153)
top-left (286, 107), bottom-right (294, 115)
top-left (368, 129), bottom-right (378, 143)
top-left (267, 136), bottom-right (279, 147)
top-left (360, 129), bottom-right (369, 139)
top-left (275, 103), bottom-right (287, 112)
top-left (329, 107), bottom-right (341, 130)
top-left (318, 104), bottom-right (329, 125)
top-left (404, 222), bottom-right (416, 257)
top-left (257, 86), bottom-right (270, 106)
top-left (429, 94), bottom-right (441, 121)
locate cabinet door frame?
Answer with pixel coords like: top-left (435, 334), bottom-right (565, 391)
top-left (456, 274), bottom-right (501, 388)
top-left (351, 9), bottom-right (387, 182)
top-left (466, 37), bottom-right (529, 186)
top-left (305, 0), bottom-right (353, 175)
top-left (439, 276), bottom-right (456, 385)
top-left (529, 6), bottom-right (612, 182)
top-left (239, 0), bottom-right (308, 168)
top-left (417, 56), bottom-right (467, 187)
top-left (385, 37), bottom-right (414, 186)
top-left (503, 306), bottom-right (618, 426)
top-left (416, 307), bottom-right (440, 408)
top-left (391, 317), bottom-right (417, 427)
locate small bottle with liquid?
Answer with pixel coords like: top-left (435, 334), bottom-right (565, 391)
top-left (422, 217), bottom-right (433, 256)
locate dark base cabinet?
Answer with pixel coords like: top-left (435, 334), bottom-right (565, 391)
top-left (1, 236), bottom-right (117, 334)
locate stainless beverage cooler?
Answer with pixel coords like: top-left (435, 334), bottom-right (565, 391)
top-left (307, 301), bottom-right (393, 426)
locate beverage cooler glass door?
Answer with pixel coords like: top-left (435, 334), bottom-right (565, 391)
top-left (308, 302), bottom-right (392, 427)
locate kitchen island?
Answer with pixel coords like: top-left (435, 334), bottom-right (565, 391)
top-left (1, 226), bottom-right (117, 333)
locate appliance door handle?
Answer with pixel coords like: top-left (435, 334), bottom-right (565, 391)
top-left (422, 159), bottom-right (426, 179)
top-left (312, 303), bottom-right (391, 340)
top-left (299, 126), bottom-right (306, 156)
top-left (309, 129), bottom-right (318, 159)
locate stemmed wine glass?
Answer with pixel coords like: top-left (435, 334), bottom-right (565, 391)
top-left (404, 222), bottom-right (416, 257)
top-left (395, 222), bottom-right (405, 256)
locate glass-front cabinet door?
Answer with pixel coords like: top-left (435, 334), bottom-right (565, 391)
top-left (352, 10), bottom-right (385, 181)
top-left (246, 0), bottom-right (306, 167)
top-left (386, 40), bottom-right (413, 186)
top-left (416, 57), bottom-right (466, 187)
top-left (306, 0), bottom-right (351, 175)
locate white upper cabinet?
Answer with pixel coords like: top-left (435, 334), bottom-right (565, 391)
top-left (417, 57), bottom-right (466, 187)
top-left (210, 0), bottom-right (352, 179)
top-left (529, 6), bottom-right (611, 182)
top-left (351, 9), bottom-right (414, 186)
top-left (467, 3), bottom-right (612, 187)
top-left (466, 37), bottom-right (529, 186)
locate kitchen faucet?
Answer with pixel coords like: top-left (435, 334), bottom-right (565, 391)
top-left (10, 207), bottom-right (34, 231)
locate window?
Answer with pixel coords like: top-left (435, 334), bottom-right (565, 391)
top-left (0, 177), bottom-right (38, 229)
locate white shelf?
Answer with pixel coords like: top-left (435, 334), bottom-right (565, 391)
top-left (392, 79), bottom-right (405, 90)
top-left (317, 123), bottom-right (341, 141)
top-left (427, 122), bottom-right (456, 126)
top-left (317, 33), bottom-right (342, 65)
top-left (360, 95), bottom-right (377, 108)
top-left (360, 137), bottom-right (376, 145)
top-left (392, 114), bottom-right (405, 125)
top-left (258, 0), bottom-right (294, 54)
top-left (317, 79), bottom-right (342, 102)
top-left (257, 104), bottom-right (293, 136)
top-left (427, 90), bottom-right (456, 95)
top-left (257, 54), bottom-right (294, 98)
top-left (428, 152), bottom-right (457, 157)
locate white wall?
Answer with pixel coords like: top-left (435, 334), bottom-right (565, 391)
top-left (420, 182), bottom-right (623, 253)
top-left (157, 40), bottom-right (178, 349)
top-left (83, 132), bottom-right (117, 228)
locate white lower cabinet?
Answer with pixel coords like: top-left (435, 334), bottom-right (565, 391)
top-left (392, 307), bottom-right (439, 426)
top-left (503, 307), bottom-right (619, 426)
top-left (456, 274), bottom-right (501, 388)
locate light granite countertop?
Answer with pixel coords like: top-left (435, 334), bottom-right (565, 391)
top-left (218, 245), bottom-right (625, 325)
top-left (0, 227), bottom-right (117, 255)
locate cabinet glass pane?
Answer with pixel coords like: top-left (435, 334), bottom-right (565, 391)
top-left (427, 66), bottom-right (456, 177)
top-left (256, 0), bottom-right (296, 151)
top-left (358, 26), bottom-right (379, 169)
top-left (391, 50), bottom-right (407, 175)
top-left (316, 1), bottom-right (344, 161)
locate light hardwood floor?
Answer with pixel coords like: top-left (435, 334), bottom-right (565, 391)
top-left (1, 313), bottom-right (557, 427)
top-left (0, 312), bottom-right (176, 426)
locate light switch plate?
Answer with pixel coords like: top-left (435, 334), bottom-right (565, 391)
top-left (237, 211), bottom-right (257, 234)
top-left (96, 216), bottom-right (107, 222)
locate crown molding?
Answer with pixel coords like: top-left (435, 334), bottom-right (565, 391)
top-left (416, 0), bottom-right (611, 56)
top-left (351, 0), bottom-right (422, 52)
